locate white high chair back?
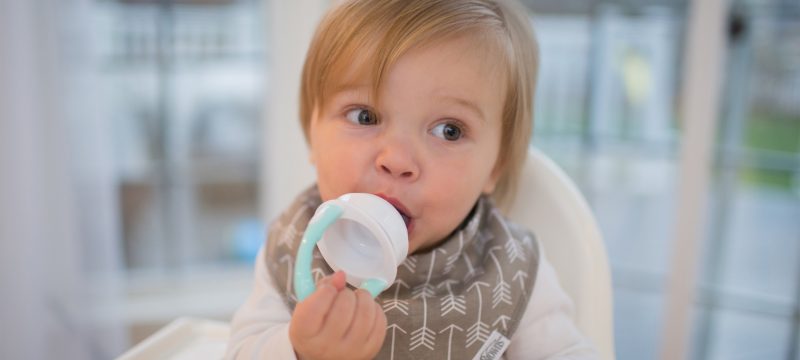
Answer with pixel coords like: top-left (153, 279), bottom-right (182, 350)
top-left (505, 148), bottom-right (615, 360)
top-left (118, 147), bottom-right (616, 360)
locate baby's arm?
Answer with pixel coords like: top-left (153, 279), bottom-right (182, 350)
top-left (225, 246), bottom-right (296, 359)
top-left (506, 253), bottom-right (599, 359)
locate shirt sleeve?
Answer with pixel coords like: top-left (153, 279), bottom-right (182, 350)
top-left (225, 246), bottom-right (298, 360)
top-left (505, 252), bottom-right (599, 360)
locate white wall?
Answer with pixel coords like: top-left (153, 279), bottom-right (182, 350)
top-left (0, 1), bottom-right (126, 358)
top-left (261, 0), bottom-right (331, 223)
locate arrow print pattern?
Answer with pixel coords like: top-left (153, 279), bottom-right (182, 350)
top-left (264, 188), bottom-right (542, 359)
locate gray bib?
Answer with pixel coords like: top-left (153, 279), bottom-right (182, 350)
top-left (265, 186), bottom-right (540, 359)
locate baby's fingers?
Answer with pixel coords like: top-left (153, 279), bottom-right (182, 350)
top-left (290, 273), bottom-right (343, 337)
top-left (327, 270), bottom-right (347, 291)
top-left (343, 289), bottom-right (377, 343)
top-left (318, 287), bottom-right (357, 339)
top-left (363, 302), bottom-right (388, 358)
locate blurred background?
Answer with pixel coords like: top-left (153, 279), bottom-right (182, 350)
top-left (0, 0), bottom-right (797, 359)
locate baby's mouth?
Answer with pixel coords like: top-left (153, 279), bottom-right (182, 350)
top-left (397, 208), bottom-right (412, 228)
top-left (375, 193), bottom-right (414, 233)
top-left (396, 209), bottom-right (414, 235)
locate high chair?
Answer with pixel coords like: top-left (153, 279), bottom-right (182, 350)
top-left (506, 147), bottom-right (615, 360)
top-left (117, 147), bottom-right (615, 360)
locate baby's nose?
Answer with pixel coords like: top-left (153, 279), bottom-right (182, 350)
top-left (375, 143), bottom-right (419, 181)
top-left (380, 164), bottom-right (415, 178)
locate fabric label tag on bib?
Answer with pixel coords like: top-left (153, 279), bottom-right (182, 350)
top-left (472, 330), bottom-right (511, 360)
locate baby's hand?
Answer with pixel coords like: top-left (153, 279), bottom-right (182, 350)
top-left (289, 271), bottom-right (387, 360)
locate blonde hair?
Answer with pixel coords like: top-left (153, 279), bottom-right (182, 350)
top-left (299, 0), bottom-right (539, 209)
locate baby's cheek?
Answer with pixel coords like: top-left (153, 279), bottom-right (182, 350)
top-left (431, 186), bottom-right (473, 226)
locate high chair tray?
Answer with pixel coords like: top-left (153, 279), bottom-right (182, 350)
top-left (117, 317), bottom-right (230, 360)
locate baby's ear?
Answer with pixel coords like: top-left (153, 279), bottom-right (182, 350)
top-left (482, 181), bottom-right (497, 195)
top-left (307, 135), bottom-right (318, 167)
top-left (482, 165), bottom-right (501, 194)
top-left (307, 107), bottom-right (320, 166)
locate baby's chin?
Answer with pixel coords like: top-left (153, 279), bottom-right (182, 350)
top-left (407, 232), bottom-right (448, 255)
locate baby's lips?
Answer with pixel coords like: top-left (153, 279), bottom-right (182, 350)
top-left (373, 193), bottom-right (414, 230)
top-left (399, 212), bottom-right (411, 227)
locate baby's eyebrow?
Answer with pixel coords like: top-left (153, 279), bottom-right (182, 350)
top-left (438, 96), bottom-right (486, 124)
top-left (331, 84), bottom-right (370, 97)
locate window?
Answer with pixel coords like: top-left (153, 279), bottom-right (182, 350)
top-left (523, 0), bottom-right (800, 358)
top-left (93, 0), bottom-right (267, 347)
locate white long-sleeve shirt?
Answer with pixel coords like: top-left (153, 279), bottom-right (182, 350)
top-left (225, 246), bottom-right (597, 359)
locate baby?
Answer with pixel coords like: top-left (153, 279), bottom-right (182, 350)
top-left (226, 0), bottom-right (597, 359)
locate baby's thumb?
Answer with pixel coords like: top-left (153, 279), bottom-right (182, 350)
top-left (317, 270), bottom-right (347, 292)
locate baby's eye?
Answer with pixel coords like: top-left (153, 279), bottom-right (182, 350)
top-left (432, 122), bottom-right (463, 141)
top-left (345, 108), bottom-right (378, 125)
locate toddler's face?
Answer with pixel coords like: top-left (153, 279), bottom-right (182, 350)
top-left (309, 35), bottom-right (505, 254)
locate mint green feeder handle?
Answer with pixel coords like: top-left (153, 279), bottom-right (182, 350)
top-left (294, 204), bottom-right (389, 302)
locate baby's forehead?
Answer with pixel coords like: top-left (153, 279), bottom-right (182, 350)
top-left (319, 80), bottom-right (370, 108)
top-left (321, 36), bottom-right (509, 103)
